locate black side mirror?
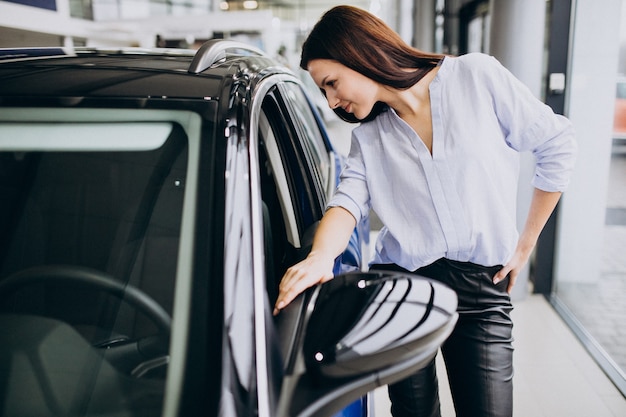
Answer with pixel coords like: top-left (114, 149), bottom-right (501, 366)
top-left (304, 271), bottom-right (458, 378)
top-left (283, 271), bottom-right (458, 417)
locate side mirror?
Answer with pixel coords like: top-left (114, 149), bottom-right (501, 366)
top-left (304, 271), bottom-right (458, 378)
top-left (285, 271), bottom-right (458, 417)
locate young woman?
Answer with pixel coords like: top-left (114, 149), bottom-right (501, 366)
top-left (273, 5), bottom-right (577, 417)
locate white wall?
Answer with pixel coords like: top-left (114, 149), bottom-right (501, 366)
top-left (555, 0), bottom-right (624, 283)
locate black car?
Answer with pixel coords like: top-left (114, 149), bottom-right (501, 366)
top-left (0, 41), bottom-right (458, 417)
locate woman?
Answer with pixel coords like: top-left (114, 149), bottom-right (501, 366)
top-left (273, 5), bottom-right (577, 417)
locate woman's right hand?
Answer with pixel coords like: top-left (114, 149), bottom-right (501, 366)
top-left (273, 206), bottom-right (357, 316)
top-left (272, 251), bottom-right (335, 315)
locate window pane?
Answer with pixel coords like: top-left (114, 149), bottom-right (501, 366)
top-left (283, 83), bottom-right (331, 198)
top-left (553, 0), bottom-right (626, 395)
top-left (0, 122), bottom-right (189, 416)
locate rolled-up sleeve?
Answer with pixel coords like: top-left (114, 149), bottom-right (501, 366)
top-left (525, 111), bottom-right (577, 192)
top-left (483, 54), bottom-right (578, 192)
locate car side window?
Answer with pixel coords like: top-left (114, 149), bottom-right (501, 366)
top-left (259, 88), bottom-right (320, 235)
top-left (256, 94), bottom-right (314, 374)
top-left (279, 82), bottom-right (333, 201)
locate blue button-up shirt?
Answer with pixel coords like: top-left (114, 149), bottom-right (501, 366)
top-left (328, 53), bottom-right (577, 271)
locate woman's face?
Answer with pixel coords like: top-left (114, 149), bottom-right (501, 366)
top-left (307, 59), bottom-right (379, 121)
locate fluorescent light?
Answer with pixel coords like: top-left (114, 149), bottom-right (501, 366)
top-left (243, 0), bottom-right (258, 10)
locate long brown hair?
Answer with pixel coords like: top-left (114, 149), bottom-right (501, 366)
top-left (300, 5), bottom-right (445, 122)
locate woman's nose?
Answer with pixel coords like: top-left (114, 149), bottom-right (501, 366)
top-left (326, 91), bottom-right (341, 109)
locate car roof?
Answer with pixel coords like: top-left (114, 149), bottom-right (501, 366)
top-left (0, 43), bottom-right (290, 101)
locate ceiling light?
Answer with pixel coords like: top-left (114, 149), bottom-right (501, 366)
top-left (243, 0), bottom-right (258, 10)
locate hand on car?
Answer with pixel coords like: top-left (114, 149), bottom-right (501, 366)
top-left (273, 251), bottom-right (335, 315)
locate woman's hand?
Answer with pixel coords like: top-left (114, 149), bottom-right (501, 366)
top-left (493, 244), bottom-right (533, 293)
top-left (273, 251), bottom-right (335, 315)
top-left (493, 188), bottom-right (563, 294)
top-left (272, 206), bottom-right (357, 315)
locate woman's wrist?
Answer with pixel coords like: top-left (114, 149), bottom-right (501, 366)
top-left (308, 248), bottom-right (334, 260)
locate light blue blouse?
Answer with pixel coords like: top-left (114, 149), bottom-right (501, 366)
top-left (328, 53), bottom-right (577, 271)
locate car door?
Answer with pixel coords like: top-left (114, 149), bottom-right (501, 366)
top-left (250, 76), bottom-right (357, 417)
top-left (259, 80), bottom-right (371, 417)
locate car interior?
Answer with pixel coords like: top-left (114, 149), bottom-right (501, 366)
top-left (0, 124), bottom-right (189, 415)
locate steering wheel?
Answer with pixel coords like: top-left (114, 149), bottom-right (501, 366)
top-left (0, 264), bottom-right (171, 335)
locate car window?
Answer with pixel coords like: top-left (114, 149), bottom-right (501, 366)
top-left (0, 112), bottom-right (195, 417)
top-left (280, 82), bottom-right (333, 201)
top-left (254, 105), bottom-right (300, 390)
top-left (257, 108), bottom-right (298, 297)
top-left (259, 88), bottom-right (320, 233)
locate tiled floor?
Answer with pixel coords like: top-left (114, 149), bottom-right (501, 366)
top-left (370, 293), bottom-right (626, 416)
top-left (557, 272), bottom-right (626, 372)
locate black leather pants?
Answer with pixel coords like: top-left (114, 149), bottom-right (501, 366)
top-left (371, 258), bottom-right (514, 417)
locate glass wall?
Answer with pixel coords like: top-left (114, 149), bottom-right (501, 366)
top-left (553, 0), bottom-right (626, 396)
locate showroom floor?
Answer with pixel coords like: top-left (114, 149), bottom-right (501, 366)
top-left (370, 294), bottom-right (626, 417)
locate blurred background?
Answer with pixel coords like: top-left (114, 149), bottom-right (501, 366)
top-left (1, 0), bottom-right (625, 407)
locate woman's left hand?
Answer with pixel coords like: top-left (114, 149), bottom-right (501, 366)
top-left (493, 245), bottom-right (533, 294)
top-left (495, 189), bottom-right (563, 294)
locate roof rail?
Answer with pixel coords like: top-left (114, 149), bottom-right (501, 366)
top-left (188, 40), bottom-right (266, 74)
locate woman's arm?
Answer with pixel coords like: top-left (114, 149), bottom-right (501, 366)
top-left (493, 188), bottom-right (562, 293)
top-left (273, 206), bottom-right (357, 315)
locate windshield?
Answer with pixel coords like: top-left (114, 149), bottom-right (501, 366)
top-left (0, 118), bottom-right (189, 416)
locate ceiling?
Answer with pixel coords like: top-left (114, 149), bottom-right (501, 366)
top-left (235, 0), bottom-right (374, 25)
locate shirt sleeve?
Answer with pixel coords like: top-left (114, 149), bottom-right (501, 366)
top-left (481, 55), bottom-right (578, 192)
top-left (327, 129), bottom-right (372, 224)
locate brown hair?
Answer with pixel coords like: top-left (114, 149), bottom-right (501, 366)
top-left (300, 5), bottom-right (445, 122)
